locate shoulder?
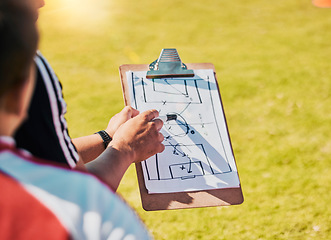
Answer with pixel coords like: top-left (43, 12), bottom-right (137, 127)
top-left (0, 170), bottom-right (70, 239)
top-left (0, 150), bottom-right (151, 239)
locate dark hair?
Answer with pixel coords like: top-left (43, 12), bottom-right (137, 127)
top-left (0, 0), bottom-right (39, 98)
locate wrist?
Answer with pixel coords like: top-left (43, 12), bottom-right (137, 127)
top-left (109, 140), bottom-right (136, 165)
top-left (95, 130), bottom-right (112, 149)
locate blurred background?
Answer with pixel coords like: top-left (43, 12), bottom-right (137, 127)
top-left (39, 0), bottom-right (330, 239)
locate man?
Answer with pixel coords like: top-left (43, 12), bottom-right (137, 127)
top-left (14, 0), bottom-right (165, 191)
top-left (0, 1), bottom-right (155, 238)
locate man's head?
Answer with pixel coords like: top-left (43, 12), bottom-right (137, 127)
top-left (27, 0), bottom-right (45, 21)
top-left (0, 0), bottom-right (39, 135)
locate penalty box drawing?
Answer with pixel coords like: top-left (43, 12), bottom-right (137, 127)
top-left (143, 143), bottom-right (233, 181)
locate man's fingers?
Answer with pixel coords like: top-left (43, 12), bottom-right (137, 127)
top-left (126, 106), bottom-right (139, 118)
top-left (143, 109), bottom-right (159, 122)
top-left (152, 118), bottom-right (163, 131)
top-left (158, 132), bottom-right (164, 142)
top-left (131, 108), bottom-right (140, 118)
top-left (158, 143), bottom-right (165, 153)
top-left (122, 106), bottom-right (139, 119)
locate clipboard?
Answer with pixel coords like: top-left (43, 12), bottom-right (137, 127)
top-left (119, 49), bottom-right (244, 211)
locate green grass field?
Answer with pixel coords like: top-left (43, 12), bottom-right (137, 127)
top-left (39, 0), bottom-right (331, 239)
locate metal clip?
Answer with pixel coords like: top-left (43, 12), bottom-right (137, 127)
top-left (146, 49), bottom-right (194, 79)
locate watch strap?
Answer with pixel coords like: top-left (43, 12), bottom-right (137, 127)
top-left (95, 130), bottom-right (112, 149)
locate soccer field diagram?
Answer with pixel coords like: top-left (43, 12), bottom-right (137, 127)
top-left (126, 69), bottom-right (239, 193)
top-left (143, 143), bottom-right (233, 181)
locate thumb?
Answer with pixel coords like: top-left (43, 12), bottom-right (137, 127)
top-left (130, 107), bottom-right (140, 118)
top-left (122, 106), bottom-right (139, 120)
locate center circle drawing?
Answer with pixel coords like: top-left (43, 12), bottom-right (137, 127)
top-left (164, 112), bottom-right (189, 137)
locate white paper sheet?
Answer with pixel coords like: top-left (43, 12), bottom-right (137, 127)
top-left (126, 69), bottom-right (240, 194)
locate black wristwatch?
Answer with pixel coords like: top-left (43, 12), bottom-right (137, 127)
top-left (95, 130), bottom-right (112, 149)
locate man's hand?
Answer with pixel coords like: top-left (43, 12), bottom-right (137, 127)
top-left (105, 106), bottom-right (140, 138)
top-left (110, 109), bottom-right (165, 164)
top-left (86, 109), bottom-right (165, 191)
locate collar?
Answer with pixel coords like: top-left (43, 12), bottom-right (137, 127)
top-left (0, 136), bottom-right (15, 147)
top-left (0, 136), bottom-right (33, 159)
